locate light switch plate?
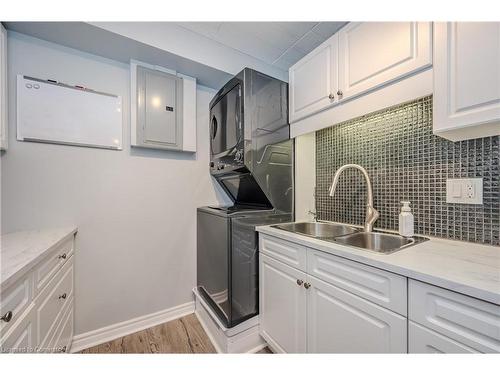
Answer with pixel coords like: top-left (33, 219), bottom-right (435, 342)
top-left (446, 178), bottom-right (483, 204)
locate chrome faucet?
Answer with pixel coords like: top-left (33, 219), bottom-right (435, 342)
top-left (329, 164), bottom-right (379, 232)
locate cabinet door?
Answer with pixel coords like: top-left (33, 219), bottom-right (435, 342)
top-left (289, 35), bottom-right (338, 123)
top-left (259, 253), bottom-right (307, 353)
top-left (433, 22), bottom-right (500, 141)
top-left (338, 22), bottom-right (432, 101)
top-left (306, 275), bottom-right (407, 353)
top-left (47, 298), bottom-right (74, 353)
top-left (409, 322), bottom-right (479, 353)
top-left (137, 66), bottom-right (183, 149)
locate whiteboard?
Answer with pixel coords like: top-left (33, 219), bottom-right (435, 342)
top-left (17, 75), bottom-right (123, 150)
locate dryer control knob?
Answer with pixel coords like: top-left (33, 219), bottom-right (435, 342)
top-left (235, 150), bottom-right (243, 162)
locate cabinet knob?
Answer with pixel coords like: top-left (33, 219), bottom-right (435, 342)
top-left (296, 279), bottom-right (304, 286)
top-left (1, 311), bottom-right (13, 322)
top-left (58, 293), bottom-right (67, 300)
top-left (336, 90), bottom-right (343, 97)
top-left (328, 93), bottom-right (335, 100)
top-left (303, 282), bottom-right (311, 289)
top-left (58, 253), bottom-right (67, 260)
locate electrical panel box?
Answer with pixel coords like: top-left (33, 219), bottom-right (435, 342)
top-left (131, 60), bottom-right (197, 153)
top-left (135, 66), bottom-right (183, 150)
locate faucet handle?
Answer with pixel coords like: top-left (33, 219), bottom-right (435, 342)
top-left (307, 210), bottom-right (318, 221)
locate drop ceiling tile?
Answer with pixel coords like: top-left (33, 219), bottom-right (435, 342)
top-left (179, 22), bottom-right (223, 39)
top-left (294, 31), bottom-right (325, 54)
top-left (312, 22), bottom-right (347, 38)
top-left (272, 22), bottom-right (320, 39)
top-left (175, 22), bottom-right (339, 68)
top-left (272, 58), bottom-right (295, 71)
top-left (230, 23), bottom-right (298, 56)
top-left (216, 23), bottom-right (287, 63)
top-left (273, 47), bottom-right (306, 68)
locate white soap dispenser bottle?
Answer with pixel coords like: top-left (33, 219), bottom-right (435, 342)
top-left (399, 201), bottom-right (414, 237)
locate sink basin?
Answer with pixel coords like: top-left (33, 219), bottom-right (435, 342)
top-left (271, 222), bottom-right (428, 254)
top-left (273, 222), bottom-right (359, 238)
top-left (333, 232), bottom-right (415, 254)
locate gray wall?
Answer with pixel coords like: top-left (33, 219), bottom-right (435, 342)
top-left (1, 32), bottom-right (231, 334)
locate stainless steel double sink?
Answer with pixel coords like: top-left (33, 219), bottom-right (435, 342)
top-left (271, 222), bottom-right (427, 254)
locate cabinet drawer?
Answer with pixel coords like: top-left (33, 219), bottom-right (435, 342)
top-left (307, 249), bottom-right (407, 316)
top-left (0, 273), bottom-right (33, 334)
top-left (409, 280), bottom-right (500, 353)
top-left (409, 322), bottom-right (478, 353)
top-left (33, 235), bottom-right (74, 294)
top-left (259, 235), bottom-right (307, 271)
top-left (35, 257), bottom-right (74, 347)
top-left (0, 305), bottom-right (37, 353)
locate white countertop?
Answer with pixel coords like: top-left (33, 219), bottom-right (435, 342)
top-left (1, 226), bottom-right (78, 289)
top-left (257, 224), bottom-right (500, 305)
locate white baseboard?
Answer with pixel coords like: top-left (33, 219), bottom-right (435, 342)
top-left (70, 301), bottom-right (195, 353)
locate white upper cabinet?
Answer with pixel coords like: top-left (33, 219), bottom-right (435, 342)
top-left (289, 35), bottom-right (338, 123)
top-left (1, 24), bottom-right (7, 151)
top-left (337, 22), bottom-right (432, 101)
top-left (433, 22), bottom-right (500, 141)
top-left (288, 22), bottom-right (433, 136)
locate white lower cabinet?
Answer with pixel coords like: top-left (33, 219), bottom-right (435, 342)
top-left (259, 234), bottom-right (500, 353)
top-left (0, 235), bottom-right (75, 353)
top-left (409, 322), bottom-right (479, 353)
top-left (259, 234), bottom-right (407, 353)
top-left (307, 275), bottom-right (407, 353)
top-left (35, 258), bottom-right (74, 348)
top-left (259, 253), bottom-right (306, 353)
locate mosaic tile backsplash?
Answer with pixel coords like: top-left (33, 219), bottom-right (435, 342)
top-left (316, 96), bottom-right (500, 246)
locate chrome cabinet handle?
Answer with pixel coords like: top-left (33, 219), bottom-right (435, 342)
top-left (296, 279), bottom-right (304, 286)
top-left (58, 253), bottom-right (67, 260)
top-left (303, 283), bottom-right (311, 289)
top-left (1, 311), bottom-right (13, 322)
top-left (58, 293), bottom-right (67, 300)
top-left (328, 93), bottom-right (335, 100)
top-left (336, 90), bottom-right (343, 97)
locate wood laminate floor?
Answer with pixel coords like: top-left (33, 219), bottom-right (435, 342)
top-left (79, 313), bottom-right (272, 354)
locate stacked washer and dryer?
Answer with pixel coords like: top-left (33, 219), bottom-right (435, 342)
top-left (197, 68), bottom-right (294, 333)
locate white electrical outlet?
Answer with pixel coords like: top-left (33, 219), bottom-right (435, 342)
top-left (446, 178), bottom-right (483, 204)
